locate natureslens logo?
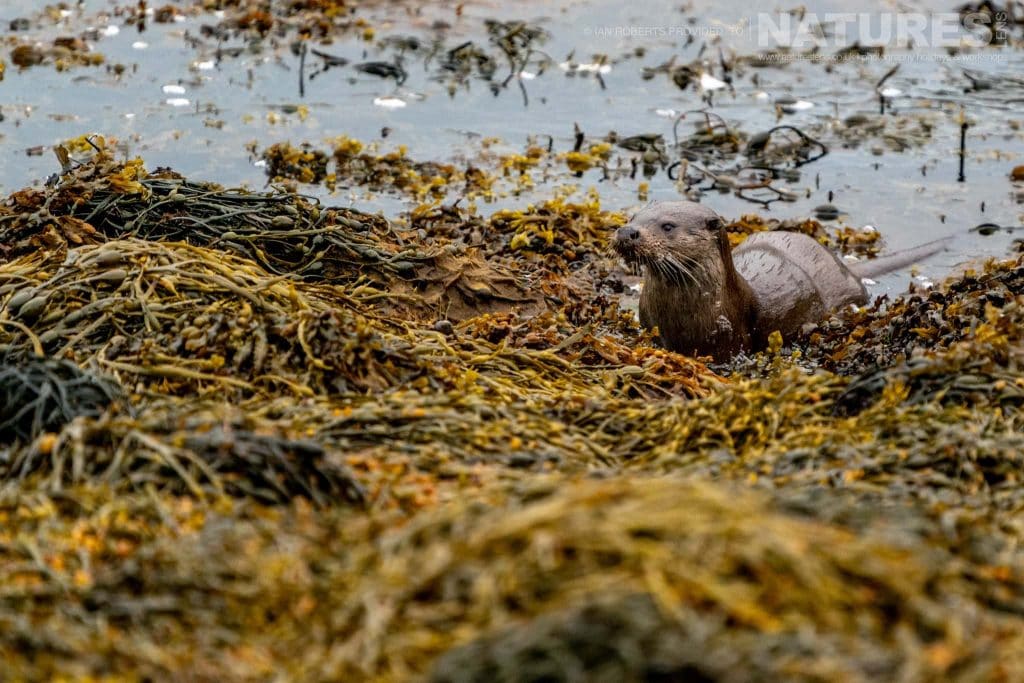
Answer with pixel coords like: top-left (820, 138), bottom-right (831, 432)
top-left (755, 12), bottom-right (1011, 49)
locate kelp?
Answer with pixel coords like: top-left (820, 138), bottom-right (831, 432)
top-left (0, 396), bottom-right (366, 506)
top-left (414, 480), bottom-right (1024, 683)
top-left (0, 239), bottom-right (427, 398)
top-left (4, 477), bottom-right (1022, 681)
top-left (0, 238), bottom-right (713, 404)
top-left (801, 254), bottom-right (1024, 371)
top-left (0, 145), bottom-right (551, 323)
top-left (0, 358), bottom-right (123, 444)
top-left (0, 150), bottom-right (1023, 681)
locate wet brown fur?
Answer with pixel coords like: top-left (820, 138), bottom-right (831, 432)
top-left (614, 201), bottom-right (869, 359)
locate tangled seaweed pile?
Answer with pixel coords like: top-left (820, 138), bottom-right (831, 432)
top-left (1, 148), bottom-right (1023, 681)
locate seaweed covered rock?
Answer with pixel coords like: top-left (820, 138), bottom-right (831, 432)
top-left (1, 397), bottom-right (365, 505)
top-left (0, 145), bottom-right (548, 323)
top-left (805, 255), bottom-right (1024, 374)
top-left (0, 358), bottom-right (123, 444)
top-left (0, 240), bottom-right (430, 397)
top-left (796, 254), bottom-right (1024, 413)
top-left (425, 482), bottom-right (1023, 683)
top-left (3, 477), bottom-right (1021, 681)
top-left (1, 150), bottom-right (1024, 682)
top-left (327, 479), bottom-right (1024, 680)
top-left (0, 238), bottom-right (713, 402)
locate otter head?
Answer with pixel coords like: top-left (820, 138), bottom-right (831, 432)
top-left (613, 201), bottom-right (728, 287)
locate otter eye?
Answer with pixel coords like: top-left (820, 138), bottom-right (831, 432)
top-left (706, 217), bottom-right (722, 231)
top-left (660, 222), bottom-right (675, 232)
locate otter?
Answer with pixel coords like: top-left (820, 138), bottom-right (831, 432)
top-left (613, 201), bottom-right (948, 359)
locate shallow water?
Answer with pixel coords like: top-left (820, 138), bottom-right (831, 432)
top-left (2, 0), bottom-right (1022, 294)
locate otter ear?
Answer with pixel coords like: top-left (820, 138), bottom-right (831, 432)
top-left (706, 216), bottom-right (723, 231)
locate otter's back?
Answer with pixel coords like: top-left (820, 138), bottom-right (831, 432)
top-left (732, 232), bottom-right (867, 338)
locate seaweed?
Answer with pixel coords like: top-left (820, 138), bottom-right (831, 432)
top-left (0, 145), bottom-right (549, 323)
top-left (0, 147), bottom-right (1023, 681)
top-left (0, 358), bottom-right (123, 444)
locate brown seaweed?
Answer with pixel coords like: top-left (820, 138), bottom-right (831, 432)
top-left (0, 148), bottom-right (1022, 681)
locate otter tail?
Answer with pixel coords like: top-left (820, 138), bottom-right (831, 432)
top-left (848, 236), bottom-right (952, 280)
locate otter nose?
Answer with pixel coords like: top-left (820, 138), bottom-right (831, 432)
top-left (616, 226), bottom-right (640, 242)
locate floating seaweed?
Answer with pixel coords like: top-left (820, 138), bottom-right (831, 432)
top-left (8, 37), bottom-right (105, 71)
top-left (828, 112), bottom-right (937, 154)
